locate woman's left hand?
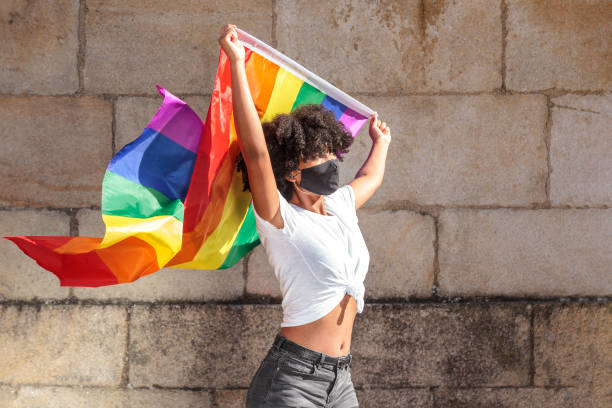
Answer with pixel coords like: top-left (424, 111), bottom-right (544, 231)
top-left (218, 24), bottom-right (245, 64)
top-left (369, 112), bottom-right (391, 145)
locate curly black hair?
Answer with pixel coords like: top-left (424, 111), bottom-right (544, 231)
top-left (236, 104), bottom-right (354, 201)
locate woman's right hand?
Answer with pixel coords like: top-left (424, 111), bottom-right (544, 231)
top-left (218, 24), bottom-right (245, 64)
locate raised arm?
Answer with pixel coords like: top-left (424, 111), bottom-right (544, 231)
top-left (218, 24), bottom-right (284, 229)
top-left (348, 113), bottom-right (391, 210)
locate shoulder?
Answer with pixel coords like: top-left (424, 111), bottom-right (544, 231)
top-left (326, 184), bottom-right (357, 221)
top-left (327, 184), bottom-right (355, 208)
top-left (252, 189), bottom-right (297, 236)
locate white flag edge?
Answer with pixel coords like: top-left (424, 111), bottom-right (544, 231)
top-left (235, 27), bottom-right (375, 120)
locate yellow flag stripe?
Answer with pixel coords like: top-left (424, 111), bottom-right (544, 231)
top-left (261, 67), bottom-right (304, 122)
top-left (100, 214), bottom-right (182, 268)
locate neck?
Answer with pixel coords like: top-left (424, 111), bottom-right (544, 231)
top-left (289, 183), bottom-right (328, 216)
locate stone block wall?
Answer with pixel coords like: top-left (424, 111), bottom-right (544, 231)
top-left (1, 1), bottom-right (610, 407)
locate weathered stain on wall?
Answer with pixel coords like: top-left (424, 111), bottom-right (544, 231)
top-left (0, 0), bottom-right (610, 407)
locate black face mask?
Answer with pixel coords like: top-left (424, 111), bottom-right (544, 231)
top-left (298, 159), bottom-right (340, 195)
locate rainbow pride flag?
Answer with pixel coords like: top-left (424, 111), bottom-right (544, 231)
top-left (4, 28), bottom-right (374, 287)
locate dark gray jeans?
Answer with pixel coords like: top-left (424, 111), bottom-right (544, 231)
top-left (246, 333), bottom-right (359, 407)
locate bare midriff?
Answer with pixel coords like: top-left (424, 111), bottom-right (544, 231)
top-left (279, 292), bottom-right (357, 357)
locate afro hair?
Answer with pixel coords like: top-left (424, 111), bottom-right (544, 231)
top-left (236, 104), bottom-right (354, 201)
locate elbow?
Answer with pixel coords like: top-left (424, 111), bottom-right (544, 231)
top-left (353, 172), bottom-right (384, 190)
top-left (373, 175), bottom-right (384, 190)
top-left (242, 148), bottom-right (269, 163)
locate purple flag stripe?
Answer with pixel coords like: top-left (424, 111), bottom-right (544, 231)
top-left (147, 85), bottom-right (204, 154)
top-left (339, 107), bottom-right (369, 137)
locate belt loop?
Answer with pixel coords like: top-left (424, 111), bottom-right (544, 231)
top-left (275, 334), bottom-right (285, 351)
top-left (316, 352), bottom-right (325, 368)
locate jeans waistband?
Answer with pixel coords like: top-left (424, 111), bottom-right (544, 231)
top-left (273, 333), bottom-right (352, 369)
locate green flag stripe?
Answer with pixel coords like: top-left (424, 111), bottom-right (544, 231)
top-left (219, 201), bottom-right (260, 269)
top-left (102, 170), bottom-right (184, 222)
top-left (291, 82), bottom-right (326, 110)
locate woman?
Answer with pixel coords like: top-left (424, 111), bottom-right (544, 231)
top-left (218, 24), bottom-right (391, 407)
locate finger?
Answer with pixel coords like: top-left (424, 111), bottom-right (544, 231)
top-left (221, 24), bottom-right (232, 35)
top-left (228, 29), bottom-right (237, 42)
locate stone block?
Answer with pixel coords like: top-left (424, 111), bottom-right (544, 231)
top-left (121, 389), bottom-right (212, 408)
top-left (506, 0), bottom-right (612, 91)
top-left (351, 303), bottom-right (530, 387)
top-left (115, 95), bottom-right (211, 153)
top-left (534, 303), bottom-right (612, 408)
top-left (356, 388), bottom-right (432, 408)
top-left (438, 209), bottom-right (612, 297)
top-left (0, 385), bottom-right (212, 408)
top-left (434, 387), bottom-right (594, 408)
top-left (422, 0), bottom-right (502, 92)
top-left (338, 94), bottom-right (548, 207)
top-left (214, 389), bottom-right (247, 408)
top-left (76, 207), bottom-right (106, 236)
top-left (0, 209), bottom-right (70, 300)
top-left (245, 245), bottom-right (280, 297)
top-left (0, 0), bottom-right (79, 94)
top-left (73, 209), bottom-right (245, 302)
top-left (0, 304), bottom-right (127, 386)
top-left (73, 264), bottom-right (245, 302)
top-left (0, 385), bottom-right (16, 407)
top-left (0, 96), bottom-right (112, 207)
top-left (129, 304), bottom-right (282, 388)
top-left (550, 93), bottom-right (612, 206)
top-left (128, 304), bottom-right (528, 389)
top-left (359, 209), bottom-right (435, 299)
top-left (276, 0), bottom-right (501, 93)
top-left (247, 208), bottom-right (436, 301)
top-left (84, 0), bottom-right (273, 94)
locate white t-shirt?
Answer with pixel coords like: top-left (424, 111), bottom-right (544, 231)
top-left (252, 184), bottom-right (370, 327)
